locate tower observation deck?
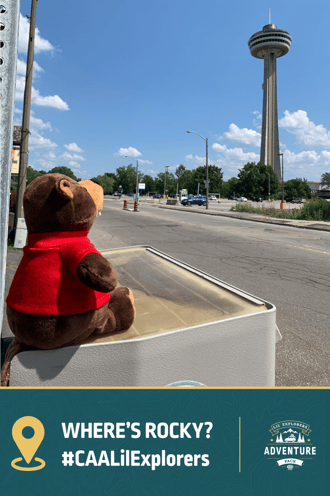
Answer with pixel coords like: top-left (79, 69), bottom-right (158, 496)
top-left (248, 23), bottom-right (292, 180)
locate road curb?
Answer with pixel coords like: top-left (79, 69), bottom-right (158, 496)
top-left (152, 204), bottom-right (330, 232)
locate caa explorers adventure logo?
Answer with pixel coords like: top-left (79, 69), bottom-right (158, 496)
top-left (264, 420), bottom-right (316, 471)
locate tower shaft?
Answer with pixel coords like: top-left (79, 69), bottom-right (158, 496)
top-left (248, 22), bottom-right (292, 182)
top-left (261, 52), bottom-right (281, 179)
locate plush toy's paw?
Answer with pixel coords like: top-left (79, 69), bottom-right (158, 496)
top-left (107, 287), bottom-right (136, 332)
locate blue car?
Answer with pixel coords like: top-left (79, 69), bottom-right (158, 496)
top-left (153, 194), bottom-right (162, 199)
top-left (181, 196), bottom-right (207, 206)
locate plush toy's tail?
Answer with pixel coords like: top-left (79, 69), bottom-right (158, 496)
top-left (1, 338), bottom-right (23, 387)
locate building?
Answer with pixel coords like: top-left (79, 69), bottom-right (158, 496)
top-left (306, 181), bottom-right (322, 194)
top-left (248, 21), bottom-right (292, 181)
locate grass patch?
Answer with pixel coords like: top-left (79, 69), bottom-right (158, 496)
top-left (231, 199), bottom-right (330, 221)
top-left (7, 239), bottom-right (23, 251)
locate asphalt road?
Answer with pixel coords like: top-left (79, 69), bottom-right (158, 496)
top-left (91, 200), bottom-right (330, 387)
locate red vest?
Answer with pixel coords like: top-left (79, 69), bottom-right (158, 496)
top-left (7, 231), bottom-right (110, 315)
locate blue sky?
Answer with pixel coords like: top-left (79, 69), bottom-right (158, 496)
top-left (14, 0), bottom-right (330, 182)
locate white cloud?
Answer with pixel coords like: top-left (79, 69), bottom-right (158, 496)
top-left (212, 143), bottom-right (260, 179)
top-left (138, 159), bottom-right (153, 164)
top-left (147, 169), bottom-right (158, 175)
top-left (223, 124), bottom-right (261, 147)
top-left (30, 115), bottom-right (52, 132)
top-left (16, 58), bottom-right (44, 77)
top-left (18, 14), bottom-right (54, 55)
top-left (114, 147), bottom-right (142, 158)
top-left (15, 75), bottom-right (69, 110)
top-left (252, 110), bottom-right (262, 129)
top-left (64, 143), bottom-right (84, 153)
top-left (185, 154), bottom-right (207, 166)
top-left (212, 144), bottom-right (227, 153)
top-left (14, 112), bottom-right (56, 150)
top-left (61, 152), bottom-right (85, 162)
top-left (31, 88), bottom-right (70, 110)
top-left (69, 161), bottom-right (81, 168)
top-left (279, 110), bottom-right (330, 147)
top-left (29, 135), bottom-right (58, 150)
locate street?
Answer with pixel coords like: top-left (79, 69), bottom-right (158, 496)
top-left (90, 200), bottom-right (330, 387)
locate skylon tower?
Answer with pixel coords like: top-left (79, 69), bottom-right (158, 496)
top-left (248, 19), bottom-right (292, 180)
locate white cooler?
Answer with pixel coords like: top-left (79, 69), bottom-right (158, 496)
top-left (9, 246), bottom-right (280, 387)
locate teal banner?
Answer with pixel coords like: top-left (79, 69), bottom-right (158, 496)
top-left (0, 389), bottom-right (328, 495)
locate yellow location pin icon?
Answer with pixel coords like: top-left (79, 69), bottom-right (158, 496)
top-left (11, 416), bottom-right (46, 471)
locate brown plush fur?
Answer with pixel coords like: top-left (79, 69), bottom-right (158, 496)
top-left (1, 174), bottom-right (135, 386)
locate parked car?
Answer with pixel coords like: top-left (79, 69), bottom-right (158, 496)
top-left (128, 192), bottom-right (135, 197)
top-left (228, 196), bottom-right (238, 200)
top-left (288, 197), bottom-right (303, 203)
top-left (208, 195), bottom-right (217, 201)
top-left (250, 196), bottom-right (263, 202)
top-left (153, 194), bottom-right (162, 199)
top-left (114, 191), bottom-right (122, 196)
top-left (237, 197), bottom-right (248, 202)
top-left (181, 195), bottom-right (207, 206)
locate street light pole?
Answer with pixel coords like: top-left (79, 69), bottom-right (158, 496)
top-left (164, 166), bottom-right (169, 198)
top-left (135, 160), bottom-right (139, 202)
top-left (278, 153), bottom-right (285, 209)
top-left (206, 138), bottom-right (209, 210)
top-left (187, 131), bottom-right (209, 209)
top-left (14, 0), bottom-right (38, 248)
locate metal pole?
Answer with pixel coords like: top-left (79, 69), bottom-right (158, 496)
top-left (206, 138), bottom-right (209, 209)
top-left (135, 160), bottom-right (139, 201)
top-left (14, 0), bottom-right (38, 248)
top-left (164, 166), bottom-right (169, 198)
top-left (278, 153), bottom-right (285, 209)
top-left (187, 131), bottom-right (209, 208)
top-left (0, 1), bottom-right (21, 340)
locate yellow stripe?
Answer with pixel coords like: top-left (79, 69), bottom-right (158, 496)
top-left (290, 245), bottom-right (330, 255)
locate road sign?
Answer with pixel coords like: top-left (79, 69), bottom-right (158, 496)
top-left (204, 180), bottom-right (210, 186)
top-left (138, 183), bottom-right (145, 189)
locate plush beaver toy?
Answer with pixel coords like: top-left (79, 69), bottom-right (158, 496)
top-left (1, 174), bottom-right (135, 386)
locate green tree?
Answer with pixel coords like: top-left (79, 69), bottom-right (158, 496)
top-left (284, 178), bottom-right (312, 200)
top-left (175, 165), bottom-right (189, 193)
top-left (321, 172), bottom-right (330, 186)
top-left (180, 169), bottom-right (193, 194)
top-left (208, 165), bottom-right (223, 195)
top-left (91, 174), bottom-right (115, 195)
top-left (48, 166), bottom-right (80, 181)
top-left (142, 174), bottom-right (155, 193)
top-left (236, 162), bottom-right (280, 199)
top-left (26, 166), bottom-right (46, 186)
top-left (175, 165), bottom-right (186, 179)
top-left (183, 165), bottom-right (223, 196)
top-left (154, 172), bottom-right (176, 195)
top-left (115, 164), bottom-right (142, 194)
top-left (224, 177), bottom-right (239, 197)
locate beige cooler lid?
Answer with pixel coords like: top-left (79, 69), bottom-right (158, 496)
top-left (87, 247), bottom-right (267, 344)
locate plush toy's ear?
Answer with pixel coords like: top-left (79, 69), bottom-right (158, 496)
top-left (56, 178), bottom-right (74, 200)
